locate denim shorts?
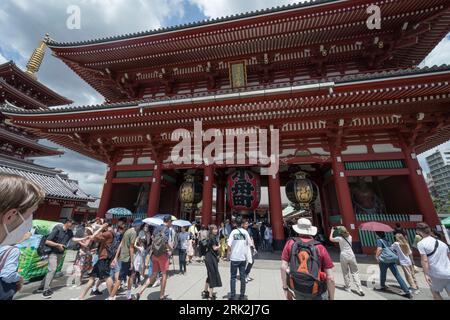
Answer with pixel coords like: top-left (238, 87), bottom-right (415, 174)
top-left (147, 259), bottom-right (153, 277)
top-left (110, 261), bottom-right (121, 278)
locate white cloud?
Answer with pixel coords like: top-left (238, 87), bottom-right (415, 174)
top-left (0, 52), bottom-right (7, 64)
top-left (189, 0), bottom-right (299, 18)
top-left (420, 34), bottom-right (450, 67)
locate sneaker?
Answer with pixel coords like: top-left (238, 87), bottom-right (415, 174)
top-left (134, 293), bottom-right (141, 301)
top-left (33, 288), bottom-right (44, 294)
top-left (414, 289), bottom-right (421, 295)
top-left (402, 292), bottom-right (413, 299)
top-left (358, 290), bottom-right (365, 297)
top-left (106, 296), bottom-right (116, 301)
top-left (90, 289), bottom-right (103, 296)
top-left (152, 279), bottom-right (160, 288)
top-left (42, 290), bottom-right (53, 299)
top-left (247, 277), bottom-right (254, 282)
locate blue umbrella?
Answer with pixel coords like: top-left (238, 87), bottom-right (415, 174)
top-left (173, 220), bottom-right (192, 228)
top-left (143, 217), bottom-right (164, 227)
top-left (154, 214), bottom-right (178, 221)
top-left (107, 208), bottom-right (133, 217)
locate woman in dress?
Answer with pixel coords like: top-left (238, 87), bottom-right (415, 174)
top-left (187, 233), bottom-right (195, 264)
top-left (133, 237), bottom-right (146, 287)
top-left (218, 222), bottom-right (227, 261)
top-left (202, 225), bottom-right (222, 300)
top-left (71, 227), bottom-right (94, 287)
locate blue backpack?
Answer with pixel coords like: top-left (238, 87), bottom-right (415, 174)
top-left (378, 239), bottom-right (398, 264)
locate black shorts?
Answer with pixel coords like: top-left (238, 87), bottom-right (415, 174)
top-left (90, 259), bottom-right (111, 280)
top-left (118, 261), bottom-right (133, 281)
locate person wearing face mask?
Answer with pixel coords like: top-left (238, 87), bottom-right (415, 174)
top-left (0, 174), bottom-right (45, 300)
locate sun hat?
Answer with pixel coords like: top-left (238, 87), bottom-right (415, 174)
top-left (292, 218), bottom-right (317, 236)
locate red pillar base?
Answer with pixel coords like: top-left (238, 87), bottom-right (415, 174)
top-left (201, 166), bottom-right (214, 226)
top-left (268, 173), bottom-right (285, 250)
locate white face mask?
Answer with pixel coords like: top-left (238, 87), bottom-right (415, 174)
top-left (2, 212), bottom-right (33, 246)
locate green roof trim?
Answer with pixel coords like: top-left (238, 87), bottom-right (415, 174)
top-left (344, 160), bottom-right (406, 170)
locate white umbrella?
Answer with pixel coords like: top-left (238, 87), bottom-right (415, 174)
top-left (172, 219), bottom-right (192, 228)
top-left (143, 217), bottom-right (163, 227)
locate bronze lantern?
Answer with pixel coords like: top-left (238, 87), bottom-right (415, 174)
top-left (179, 175), bottom-right (203, 204)
top-left (285, 171), bottom-right (318, 210)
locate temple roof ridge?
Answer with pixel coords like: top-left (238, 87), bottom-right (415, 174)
top-left (46, 0), bottom-right (336, 47)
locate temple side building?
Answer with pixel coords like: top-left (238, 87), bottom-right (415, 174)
top-left (0, 35), bottom-right (95, 222)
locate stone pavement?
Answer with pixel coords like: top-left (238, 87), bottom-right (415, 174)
top-left (14, 249), bottom-right (447, 301)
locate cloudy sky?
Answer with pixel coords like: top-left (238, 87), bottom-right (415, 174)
top-left (0, 0), bottom-right (449, 198)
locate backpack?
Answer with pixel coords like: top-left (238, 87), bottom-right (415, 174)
top-left (106, 232), bottom-right (122, 260)
top-left (378, 239), bottom-right (398, 264)
top-left (287, 239), bottom-right (327, 298)
top-left (37, 235), bottom-right (52, 256)
top-left (152, 227), bottom-right (168, 257)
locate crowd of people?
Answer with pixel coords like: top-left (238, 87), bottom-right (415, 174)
top-left (1, 173), bottom-right (449, 301)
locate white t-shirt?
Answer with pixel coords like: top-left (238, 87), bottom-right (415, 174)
top-left (264, 228), bottom-right (273, 241)
top-left (227, 228), bottom-right (250, 262)
top-left (391, 242), bottom-right (412, 266)
top-left (417, 237), bottom-right (450, 279)
top-left (334, 235), bottom-right (355, 260)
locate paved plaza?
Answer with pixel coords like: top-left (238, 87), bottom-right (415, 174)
top-left (14, 249), bottom-right (446, 301)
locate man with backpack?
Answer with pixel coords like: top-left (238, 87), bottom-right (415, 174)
top-left (281, 218), bottom-right (335, 300)
top-left (35, 218), bottom-right (87, 299)
top-left (135, 215), bottom-right (172, 300)
top-left (72, 222), bottom-right (114, 300)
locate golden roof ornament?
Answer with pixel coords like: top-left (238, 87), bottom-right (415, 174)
top-left (25, 33), bottom-right (49, 79)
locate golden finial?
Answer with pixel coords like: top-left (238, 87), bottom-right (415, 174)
top-left (25, 33), bottom-right (49, 79)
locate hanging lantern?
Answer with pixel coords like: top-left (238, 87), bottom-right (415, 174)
top-left (285, 171), bottom-right (318, 210)
top-left (227, 169), bottom-right (261, 211)
top-left (179, 175), bottom-right (203, 206)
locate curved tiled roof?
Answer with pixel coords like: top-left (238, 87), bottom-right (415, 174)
top-left (2, 64), bottom-right (449, 115)
top-left (0, 156), bottom-right (94, 202)
top-left (47, 0), bottom-right (337, 47)
top-left (0, 61), bottom-right (73, 106)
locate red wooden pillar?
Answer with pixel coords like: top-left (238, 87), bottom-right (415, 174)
top-left (319, 183), bottom-right (331, 235)
top-left (331, 149), bottom-right (358, 240)
top-left (216, 183), bottom-right (225, 226)
top-left (268, 173), bottom-right (285, 250)
top-left (97, 165), bottom-right (115, 218)
top-left (147, 163), bottom-right (162, 217)
top-left (402, 143), bottom-right (440, 228)
top-left (202, 166), bottom-right (214, 226)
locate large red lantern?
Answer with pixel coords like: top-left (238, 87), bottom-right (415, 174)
top-left (227, 169), bottom-right (261, 211)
